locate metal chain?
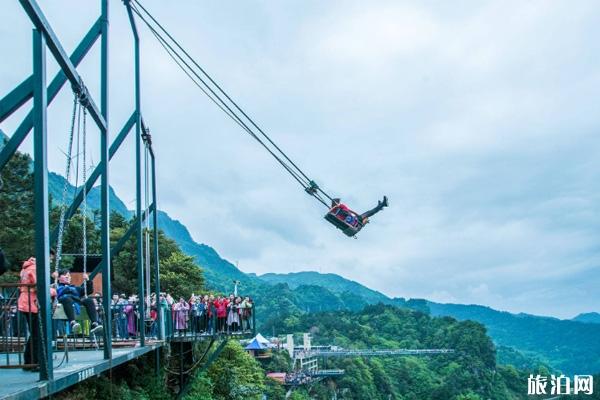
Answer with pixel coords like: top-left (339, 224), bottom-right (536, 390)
top-left (54, 95), bottom-right (79, 282)
top-left (82, 106), bottom-right (88, 297)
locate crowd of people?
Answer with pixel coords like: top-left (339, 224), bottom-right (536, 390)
top-left (2, 250), bottom-right (254, 371)
top-left (110, 292), bottom-right (254, 339)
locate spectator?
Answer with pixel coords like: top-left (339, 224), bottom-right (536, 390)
top-left (241, 296), bottom-right (253, 332)
top-left (207, 294), bottom-right (216, 334)
top-left (173, 297), bottom-right (190, 333)
top-left (216, 295), bottom-right (227, 333)
top-left (18, 250), bottom-right (57, 371)
top-left (227, 296), bottom-right (241, 333)
top-left (124, 296), bottom-right (138, 338)
top-left (55, 269), bottom-right (102, 334)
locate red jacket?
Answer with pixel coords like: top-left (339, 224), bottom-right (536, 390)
top-left (216, 299), bottom-right (228, 318)
top-left (18, 258), bottom-right (56, 313)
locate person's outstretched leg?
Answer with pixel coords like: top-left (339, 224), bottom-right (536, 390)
top-left (359, 196), bottom-right (389, 221)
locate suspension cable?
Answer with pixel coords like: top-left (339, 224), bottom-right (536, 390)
top-left (129, 2), bottom-right (333, 207)
top-left (130, 4), bottom-right (314, 196)
top-left (132, 0), bottom-right (314, 183)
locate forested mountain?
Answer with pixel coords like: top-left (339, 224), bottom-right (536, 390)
top-left (573, 312), bottom-right (600, 324)
top-left (5, 125), bottom-right (597, 378)
top-left (427, 303), bottom-right (600, 375)
top-left (44, 166), bottom-right (600, 375)
top-left (259, 271), bottom-right (390, 304)
top-left (261, 271), bottom-right (600, 374)
top-left (47, 304), bottom-right (600, 400)
top-left (3, 132), bottom-right (600, 398)
top-left (270, 304), bottom-right (536, 400)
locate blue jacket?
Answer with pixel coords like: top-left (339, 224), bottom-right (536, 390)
top-left (57, 280), bottom-right (93, 301)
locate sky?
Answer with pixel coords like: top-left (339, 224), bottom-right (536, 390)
top-left (1, 1), bottom-right (600, 319)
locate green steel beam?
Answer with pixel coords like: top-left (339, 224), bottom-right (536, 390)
top-left (100, 0), bottom-right (111, 361)
top-left (124, 0), bottom-right (145, 347)
top-left (19, 0), bottom-right (107, 132)
top-left (152, 152), bottom-right (161, 340)
top-left (33, 28), bottom-right (53, 381)
top-left (0, 18), bottom-right (102, 171)
top-left (141, 118), bottom-right (161, 343)
top-left (0, 78), bottom-right (32, 124)
top-left (0, 18), bottom-right (101, 124)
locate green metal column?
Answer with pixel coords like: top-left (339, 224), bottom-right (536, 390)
top-left (152, 152), bottom-right (160, 374)
top-left (33, 27), bottom-right (53, 381)
top-left (100, 0), bottom-right (112, 360)
top-left (152, 153), bottom-right (160, 340)
top-left (125, 0), bottom-right (145, 347)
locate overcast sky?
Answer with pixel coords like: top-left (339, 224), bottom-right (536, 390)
top-left (2, 1), bottom-right (600, 319)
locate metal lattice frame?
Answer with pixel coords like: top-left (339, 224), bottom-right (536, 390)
top-left (0, 0), bottom-right (161, 381)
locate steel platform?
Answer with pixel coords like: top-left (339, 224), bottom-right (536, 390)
top-left (0, 344), bottom-right (162, 400)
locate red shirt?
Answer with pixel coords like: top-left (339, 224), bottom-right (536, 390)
top-left (216, 299), bottom-right (228, 318)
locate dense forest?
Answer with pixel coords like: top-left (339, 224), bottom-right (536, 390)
top-left (7, 126), bottom-right (597, 377)
top-left (1, 138), bottom-right (598, 399)
top-left (48, 305), bottom-right (600, 399)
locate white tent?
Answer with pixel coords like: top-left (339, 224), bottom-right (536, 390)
top-left (255, 333), bottom-right (270, 345)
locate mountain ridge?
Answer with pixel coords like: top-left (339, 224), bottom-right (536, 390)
top-left (4, 133), bottom-right (596, 374)
top-left (259, 271), bottom-right (391, 305)
top-left (573, 311), bottom-right (600, 324)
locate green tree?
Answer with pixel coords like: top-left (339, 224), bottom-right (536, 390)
top-left (182, 372), bottom-right (214, 400)
top-left (337, 358), bottom-right (380, 400)
top-left (263, 378), bottom-right (286, 400)
top-left (288, 391), bottom-right (311, 400)
top-left (110, 218), bottom-right (203, 298)
top-left (0, 150), bottom-right (34, 278)
top-left (206, 341), bottom-right (265, 400)
top-left (160, 251), bottom-right (205, 299)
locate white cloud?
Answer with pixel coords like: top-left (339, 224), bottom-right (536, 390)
top-left (1, 0), bottom-right (600, 318)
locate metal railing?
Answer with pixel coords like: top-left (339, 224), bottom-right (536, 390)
top-left (109, 300), bottom-right (256, 342)
top-left (1, 288), bottom-right (258, 372)
top-left (0, 283), bottom-right (36, 369)
top-left (295, 348), bottom-right (455, 358)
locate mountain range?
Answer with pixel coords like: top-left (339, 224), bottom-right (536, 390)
top-left (50, 169), bottom-right (598, 374)
top-left (38, 170), bottom-right (600, 376)
top-left (3, 130), bottom-right (598, 375)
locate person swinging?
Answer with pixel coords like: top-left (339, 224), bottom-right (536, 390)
top-left (55, 269), bottom-right (103, 334)
top-left (325, 196), bottom-right (388, 236)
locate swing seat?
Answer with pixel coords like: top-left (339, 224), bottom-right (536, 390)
top-left (325, 207), bottom-right (365, 237)
top-left (52, 303), bottom-right (89, 321)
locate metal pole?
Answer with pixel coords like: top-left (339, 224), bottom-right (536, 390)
top-left (155, 348), bottom-right (160, 377)
top-left (252, 303), bottom-right (256, 336)
top-left (125, 0), bottom-right (145, 347)
top-left (100, 0), bottom-right (112, 360)
top-left (179, 341), bottom-right (184, 390)
top-left (152, 153), bottom-right (161, 341)
top-left (33, 27), bottom-right (53, 381)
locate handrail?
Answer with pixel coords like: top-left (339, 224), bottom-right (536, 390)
top-left (0, 283), bottom-right (35, 288)
top-left (0, 282), bottom-right (36, 369)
